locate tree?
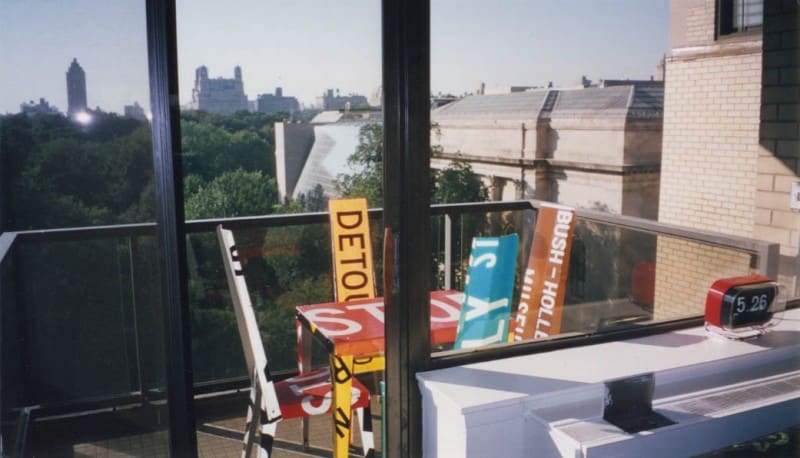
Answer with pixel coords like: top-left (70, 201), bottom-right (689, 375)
top-left (302, 184), bottom-right (329, 212)
top-left (184, 169), bottom-right (278, 219)
top-left (181, 119), bottom-right (275, 182)
top-left (432, 160), bottom-right (488, 204)
top-left (333, 124), bottom-right (490, 290)
top-left (334, 124), bottom-right (488, 206)
top-left (1, 113), bottom-right (155, 229)
top-left (334, 124), bottom-right (384, 207)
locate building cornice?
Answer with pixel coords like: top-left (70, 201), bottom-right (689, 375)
top-left (669, 36), bottom-right (762, 62)
top-left (433, 152), bottom-right (661, 175)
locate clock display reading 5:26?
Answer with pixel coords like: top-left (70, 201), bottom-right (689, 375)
top-left (723, 284), bottom-right (776, 328)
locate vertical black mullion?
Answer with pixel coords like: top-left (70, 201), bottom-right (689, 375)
top-left (382, 0), bottom-right (431, 456)
top-left (145, 0), bottom-right (197, 456)
top-left (718, 0), bottom-right (733, 36)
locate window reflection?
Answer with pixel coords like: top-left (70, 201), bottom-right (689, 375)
top-left (0, 1), bottom-right (168, 455)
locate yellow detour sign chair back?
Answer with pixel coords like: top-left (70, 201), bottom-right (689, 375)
top-left (319, 198), bottom-right (381, 457)
top-left (329, 198), bottom-right (377, 302)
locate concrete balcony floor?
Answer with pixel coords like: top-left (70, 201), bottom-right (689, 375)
top-left (29, 395), bottom-right (382, 458)
top-left (22, 392), bottom-right (800, 457)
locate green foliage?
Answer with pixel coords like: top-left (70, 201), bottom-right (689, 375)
top-left (0, 108), bottom-right (324, 383)
top-left (179, 110), bottom-right (288, 220)
top-left (334, 123), bottom-right (384, 207)
top-left (180, 110), bottom-right (284, 179)
top-left (1, 112), bottom-right (155, 229)
top-left (184, 169), bottom-right (277, 219)
top-left (262, 222), bottom-right (330, 288)
top-left (276, 184), bottom-right (329, 214)
top-left (334, 124), bottom-right (488, 208)
top-left (301, 184), bottom-right (329, 212)
top-left (254, 295), bottom-right (300, 371)
top-left (432, 160), bottom-right (488, 204)
top-left (181, 120), bottom-right (273, 182)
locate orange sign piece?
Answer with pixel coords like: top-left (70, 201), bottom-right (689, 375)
top-left (329, 198), bottom-right (376, 302)
top-left (512, 203), bottom-right (576, 341)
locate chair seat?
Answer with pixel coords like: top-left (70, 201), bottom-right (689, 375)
top-left (274, 368), bottom-right (371, 420)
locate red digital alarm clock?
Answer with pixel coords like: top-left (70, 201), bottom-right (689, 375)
top-left (705, 275), bottom-right (784, 339)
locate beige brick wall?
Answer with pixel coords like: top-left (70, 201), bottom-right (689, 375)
top-left (658, 52), bottom-right (763, 237)
top-left (653, 238), bottom-right (752, 320)
top-left (757, 0), bottom-right (800, 260)
top-left (654, 0), bottom-right (763, 317)
top-left (684, 0), bottom-right (716, 46)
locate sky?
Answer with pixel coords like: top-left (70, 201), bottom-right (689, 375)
top-left (0, 0), bottom-right (669, 115)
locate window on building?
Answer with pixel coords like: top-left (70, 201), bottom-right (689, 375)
top-left (718, 0), bottom-right (763, 37)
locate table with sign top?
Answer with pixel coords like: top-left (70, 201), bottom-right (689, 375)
top-left (295, 290), bottom-right (464, 458)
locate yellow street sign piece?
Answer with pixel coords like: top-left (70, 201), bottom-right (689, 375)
top-left (329, 198), bottom-right (376, 302)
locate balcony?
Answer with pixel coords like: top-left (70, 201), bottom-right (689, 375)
top-left (1, 199), bottom-right (794, 456)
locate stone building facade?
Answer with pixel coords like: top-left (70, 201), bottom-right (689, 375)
top-left (430, 82), bottom-right (664, 219)
top-left (20, 98), bottom-right (59, 117)
top-left (124, 102), bottom-right (147, 121)
top-left (256, 87), bottom-right (300, 114)
top-left (429, 83), bottom-right (664, 306)
top-left (316, 89), bottom-right (369, 110)
top-left (653, 0), bottom-right (799, 319)
top-left (190, 65), bottom-right (249, 115)
top-left (274, 110), bottom-right (382, 199)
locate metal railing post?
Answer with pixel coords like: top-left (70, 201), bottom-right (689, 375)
top-left (444, 213), bottom-right (452, 290)
top-left (127, 236), bottom-right (146, 400)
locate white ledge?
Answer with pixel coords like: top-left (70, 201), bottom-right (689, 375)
top-left (417, 308), bottom-right (800, 457)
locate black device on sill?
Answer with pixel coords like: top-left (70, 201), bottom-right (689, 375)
top-left (602, 373), bottom-right (675, 434)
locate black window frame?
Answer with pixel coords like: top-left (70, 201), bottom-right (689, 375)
top-left (717, 0), bottom-right (763, 38)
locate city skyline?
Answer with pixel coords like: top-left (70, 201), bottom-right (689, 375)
top-left (0, 0), bottom-right (669, 115)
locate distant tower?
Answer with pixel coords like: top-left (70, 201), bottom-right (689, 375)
top-left (234, 65), bottom-right (242, 81)
top-left (196, 65), bottom-right (208, 83)
top-left (66, 58), bottom-right (87, 116)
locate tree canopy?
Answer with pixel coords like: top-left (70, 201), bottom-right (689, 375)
top-left (184, 169), bottom-right (278, 219)
top-left (334, 123), bottom-right (488, 207)
top-left (333, 123), bottom-right (384, 207)
top-left (1, 112), bottom-right (155, 229)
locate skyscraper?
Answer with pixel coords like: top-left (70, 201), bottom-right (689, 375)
top-left (66, 58), bottom-right (87, 117)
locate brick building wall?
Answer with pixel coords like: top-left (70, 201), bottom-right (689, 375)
top-left (654, 240), bottom-right (752, 320)
top-left (654, 52), bottom-right (762, 318)
top-left (655, 1), bottom-right (799, 319)
top-left (658, 52), bottom-right (762, 237)
top-left (757, 1), bottom-right (799, 296)
top-left (683, 0), bottom-right (715, 45)
top-left (654, 0), bottom-right (763, 318)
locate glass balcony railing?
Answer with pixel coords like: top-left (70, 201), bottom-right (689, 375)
top-left (0, 199), bottom-right (787, 454)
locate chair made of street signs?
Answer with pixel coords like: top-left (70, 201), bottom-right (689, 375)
top-left (299, 198), bottom-right (382, 452)
top-left (217, 225), bottom-right (374, 458)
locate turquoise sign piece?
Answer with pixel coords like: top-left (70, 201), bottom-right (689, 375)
top-left (455, 234), bottom-right (519, 349)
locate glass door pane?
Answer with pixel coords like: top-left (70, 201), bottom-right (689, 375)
top-left (0, 1), bottom-right (169, 455)
top-left (175, 1), bottom-right (382, 455)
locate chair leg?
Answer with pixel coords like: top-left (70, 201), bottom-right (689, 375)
top-left (257, 418), bottom-right (277, 458)
top-left (243, 378), bottom-right (262, 458)
top-left (242, 403), bottom-right (257, 458)
top-left (356, 406), bottom-right (375, 458)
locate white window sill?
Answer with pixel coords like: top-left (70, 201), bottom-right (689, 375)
top-left (417, 308), bottom-right (800, 457)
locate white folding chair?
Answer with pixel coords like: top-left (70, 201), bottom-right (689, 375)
top-left (217, 225), bottom-right (375, 458)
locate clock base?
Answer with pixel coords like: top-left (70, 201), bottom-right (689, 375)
top-left (704, 321), bottom-right (778, 341)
